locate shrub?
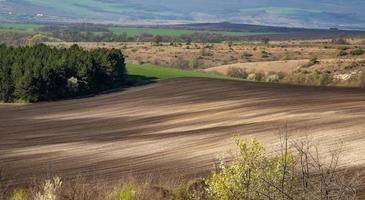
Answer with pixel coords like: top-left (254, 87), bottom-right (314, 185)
top-left (246, 72), bottom-right (264, 81)
top-left (309, 56), bottom-right (319, 65)
top-left (152, 35), bottom-right (163, 45)
top-left (350, 48), bottom-right (364, 56)
top-left (281, 53), bottom-right (291, 60)
top-left (200, 48), bottom-right (212, 56)
top-left (227, 67), bottom-right (248, 79)
top-left (206, 136), bottom-right (295, 200)
top-left (171, 182), bottom-right (190, 199)
top-left (203, 44), bottom-right (214, 49)
top-left (227, 41), bottom-right (233, 48)
top-left (277, 71), bottom-right (287, 80)
top-left (247, 73), bottom-right (257, 81)
top-left (61, 176), bottom-right (108, 200)
top-left (9, 188), bottom-right (27, 200)
top-left (35, 177), bottom-right (62, 200)
top-left (172, 57), bottom-right (190, 69)
top-left (206, 134), bottom-right (361, 200)
top-left (241, 52), bottom-right (253, 58)
top-left (108, 183), bottom-right (136, 200)
top-left (338, 49), bottom-right (348, 56)
top-left (302, 56), bottom-right (319, 68)
top-left (66, 77), bottom-right (79, 94)
top-left (339, 46), bottom-right (350, 51)
top-left (189, 58), bottom-right (200, 69)
top-left (255, 72), bottom-right (264, 81)
top-left (261, 50), bottom-right (270, 58)
top-left (331, 37), bottom-right (349, 45)
top-left (261, 37), bottom-right (270, 44)
top-left (360, 70), bottom-right (365, 88)
top-left (266, 74), bottom-right (280, 82)
top-left (319, 71), bottom-right (332, 86)
top-left (308, 70), bottom-right (319, 84)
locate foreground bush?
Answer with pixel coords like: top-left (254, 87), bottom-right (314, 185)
top-left (8, 189), bottom-right (26, 200)
top-left (206, 135), bottom-right (361, 200)
top-left (206, 136), bottom-right (295, 200)
top-left (0, 44), bottom-right (126, 102)
top-left (35, 177), bottom-right (62, 200)
top-left (108, 183), bottom-right (136, 200)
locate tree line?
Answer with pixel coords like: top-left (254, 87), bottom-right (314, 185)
top-left (0, 30), bottom-right (259, 45)
top-left (48, 31), bottom-right (247, 43)
top-left (0, 44), bottom-right (126, 102)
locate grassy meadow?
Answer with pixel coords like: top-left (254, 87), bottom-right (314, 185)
top-left (0, 23), bottom-right (43, 32)
top-left (126, 63), bottom-right (238, 80)
top-left (0, 22), bottom-right (276, 37)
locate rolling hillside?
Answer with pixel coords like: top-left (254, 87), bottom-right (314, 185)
top-left (1, 78), bottom-right (365, 185)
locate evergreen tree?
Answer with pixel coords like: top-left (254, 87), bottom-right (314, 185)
top-left (0, 44), bottom-right (126, 102)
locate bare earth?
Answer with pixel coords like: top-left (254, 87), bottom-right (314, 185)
top-left (1, 78), bottom-right (365, 185)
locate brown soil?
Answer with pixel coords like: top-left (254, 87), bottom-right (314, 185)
top-left (1, 78), bottom-right (365, 185)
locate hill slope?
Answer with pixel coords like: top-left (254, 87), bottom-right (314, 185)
top-left (1, 78), bottom-right (365, 184)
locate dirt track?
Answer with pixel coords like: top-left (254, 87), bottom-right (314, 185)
top-left (1, 78), bottom-right (365, 185)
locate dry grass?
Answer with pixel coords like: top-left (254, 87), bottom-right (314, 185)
top-left (47, 40), bottom-right (365, 70)
top-left (205, 58), bottom-right (365, 75)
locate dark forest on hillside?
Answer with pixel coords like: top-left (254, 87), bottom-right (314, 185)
top-left (0, 44), bottom-right (126, 102)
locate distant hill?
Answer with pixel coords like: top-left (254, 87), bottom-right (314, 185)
top-left (1, 0), bottom-right (365, 30)
top-left (165, 22), bottom-right (365, 40)
top-left (168, 22), bottom-right (359, 33)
